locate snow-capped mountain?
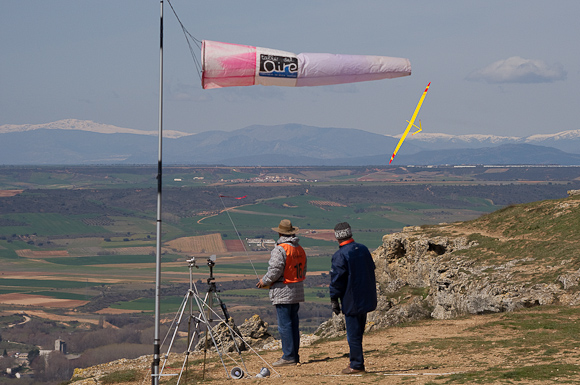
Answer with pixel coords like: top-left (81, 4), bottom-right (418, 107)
top-left (0, 119), bottom-right (193, 139)
top-left (1, 119), bottom-right (580, 165)
top-left (403, 130), bottom-right (580, 154)
top-left (401, 132), bottom-right (519, 145)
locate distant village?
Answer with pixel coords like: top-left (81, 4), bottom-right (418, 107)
top-left (245, 238), bottom-right (276, 251)
top-left (173, 173), bottom-right (315, 184)
top-left (1, 335), bottom-right (70, 380)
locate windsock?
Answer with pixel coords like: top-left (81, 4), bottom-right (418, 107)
top-left (201, 40), bottom-right (411, 89)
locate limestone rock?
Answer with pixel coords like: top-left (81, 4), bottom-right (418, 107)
top-left (371, 230), bottom-right (571, 323)
top-left (194, 314), bottom-right (274, 353)
top-left (237, 314), bottom-right (275, 348)
top-left (559, 268), bottom-right (580, 290)
top-left (314, 313), bottom-right (345, 338)
top-left (195, 318), bottom-right (247, 353)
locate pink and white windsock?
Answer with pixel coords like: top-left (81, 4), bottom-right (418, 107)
top-left (201, 40), bottom-right (411, 89)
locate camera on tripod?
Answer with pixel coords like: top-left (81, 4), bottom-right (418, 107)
top-left (159, 254), bottom-right (277, 381)
top-left (206, 255), bottom-right (216, 285)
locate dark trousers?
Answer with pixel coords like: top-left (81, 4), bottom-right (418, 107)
top-left (345, 313), bottom-right (367, 370)
top-left (276, 303), bottom-right (300, 362)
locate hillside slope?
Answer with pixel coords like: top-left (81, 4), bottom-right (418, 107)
top-left (312, 192), bottom-right (580, 337)
top-left (68, 193), bottom-right (580, 384)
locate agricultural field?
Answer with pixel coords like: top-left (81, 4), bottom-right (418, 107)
top-left (1, 165), bottom-right (580, 383)
top-left (166, 233), bottom-right (227, 254)
top-left (1, 165), bottom-right (578, 330)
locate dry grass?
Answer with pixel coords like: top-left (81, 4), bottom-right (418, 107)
top-left (0, 189), bottom-right (23, 197)
top-left (166, 233), bottom-right (227, 254)
top-left (15, 249), bottom-right (70, 258)
top-left (309, 200), bottom-right (347, 207)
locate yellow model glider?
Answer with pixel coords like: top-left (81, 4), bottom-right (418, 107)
top-left (389, 82), bottom-right (430, 164)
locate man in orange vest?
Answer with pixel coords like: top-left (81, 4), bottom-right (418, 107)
top-left (257, 219), bottom-right (307, 366)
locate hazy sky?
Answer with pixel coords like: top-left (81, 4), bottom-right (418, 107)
top-left (1, 1), bottom-right (577, 137)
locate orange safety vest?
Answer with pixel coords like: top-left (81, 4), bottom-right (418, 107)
top-left (279, 243), bottom-right (307, 284)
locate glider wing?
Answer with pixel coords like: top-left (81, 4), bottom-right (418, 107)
top-left (389, 82), bottom-right (430, 164)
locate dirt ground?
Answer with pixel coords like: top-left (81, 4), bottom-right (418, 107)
top-left (0, 293), bottom-right (88, 308)
top-left (192, 315), bottom-right (514, 385)
top-left (0, 189), bottom-right (23, 197)
top-left (72, 307), bottom-right (580, 385)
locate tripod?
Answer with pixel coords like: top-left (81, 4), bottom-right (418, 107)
top-left (159, 256), bottom-right (278, 382)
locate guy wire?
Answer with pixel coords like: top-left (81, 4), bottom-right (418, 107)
top-left (167, 0), bottom-right (203, 80)
top-left (215, 187), bottom-right (260, 281)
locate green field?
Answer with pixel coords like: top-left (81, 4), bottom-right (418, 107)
top-left (0, 278), bottom-right (109, 289)
top-left (0, 213), bottom-right (108, 236)
top-left (109, 285), bottom-right (332, 314)
top-left (4, 164), bottom-right (571, 317)
top-left (0, 240), bottom-right (36, 259)
top-left (44, 254), bottom-right (178, 266)
top-left (0, 186), bottom-right (501, 309)
top-left (185, 194), bottom-right (410, 238)
top-left (109, 295), bottom-right (186, 314)
top-left (29, 291), bottom-right (90, 300)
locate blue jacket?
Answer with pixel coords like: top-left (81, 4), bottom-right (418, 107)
top-left (329, 239), bottom-right (377, 316)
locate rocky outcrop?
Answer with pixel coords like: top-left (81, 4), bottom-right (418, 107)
top-left (194, 314), bottom-right (274, 353)
top-left (316, 225), bottom-right (578, 336)
top-left (374, 228), bottom-right (573, 320)
top-left (237, 314), bottom-right (276, 348)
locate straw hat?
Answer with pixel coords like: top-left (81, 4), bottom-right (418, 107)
top-left (272, 219), bottom-right (299, 235)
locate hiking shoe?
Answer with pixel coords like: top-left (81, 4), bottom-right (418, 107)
top-left (341, 367), bottom-right (365, 374)
top-left (272, 358), bottom-right (298, 367)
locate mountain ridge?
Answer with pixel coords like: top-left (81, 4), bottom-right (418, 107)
top-left (2, 120), bottom-right (580, 165)
top-left (0, 119), bottom-right (192, 139)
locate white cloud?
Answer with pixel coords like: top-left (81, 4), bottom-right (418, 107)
top-left (467, 56), bottom-right (567, 84)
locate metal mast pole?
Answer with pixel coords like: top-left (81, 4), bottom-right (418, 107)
top-left (152, 0), bottom-right (163, 384)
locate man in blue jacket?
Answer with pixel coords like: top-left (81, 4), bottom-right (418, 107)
top-left (329, 222), bottom-right (377, 374)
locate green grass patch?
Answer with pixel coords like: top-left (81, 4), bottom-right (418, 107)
top-left (101, 216), bottom-right (155, 235)
top-left (222, 288), bottom-right (264, 297)
top-left (215, 262), bottom-right (269, 276)
top-left (438, 364), bottom-right (580, 384)
top-left (0, 340), bottom-right (36, 353)
top-left (0, 314), bottom-right (27, 327)
top-left (306, 256), bottom-right (332, 272)
top-left (299, 237), bottom-right (336, 248)
top-left (394, 306), bottom-right (580, 363)
top-left (165, 255), bottom-right (331, 277)
top-left (0, 278), bottom-right (109, 289)
top-left (304, 288), bottom-right (331, 303)
top-left (44, 254), bottom-right (178, 266)
top-left (110, 295), bottom-right (186, 313)
top-left (0, 240), bottom-right (31, 259)
top-left (99, 369), bottom-right (139, 384)
top-left (184, 194), bottom-right (406, 240)
top-left (477, 307), bottom-right (580, 343)
top-left (0, 288), bottom-right (27, 294)
top-left (221, 286), bottom-right (330, 304)
top-left (0, 213), bottom-right (108, 236)
top-left (29, 291), bottom-right (91, 300)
